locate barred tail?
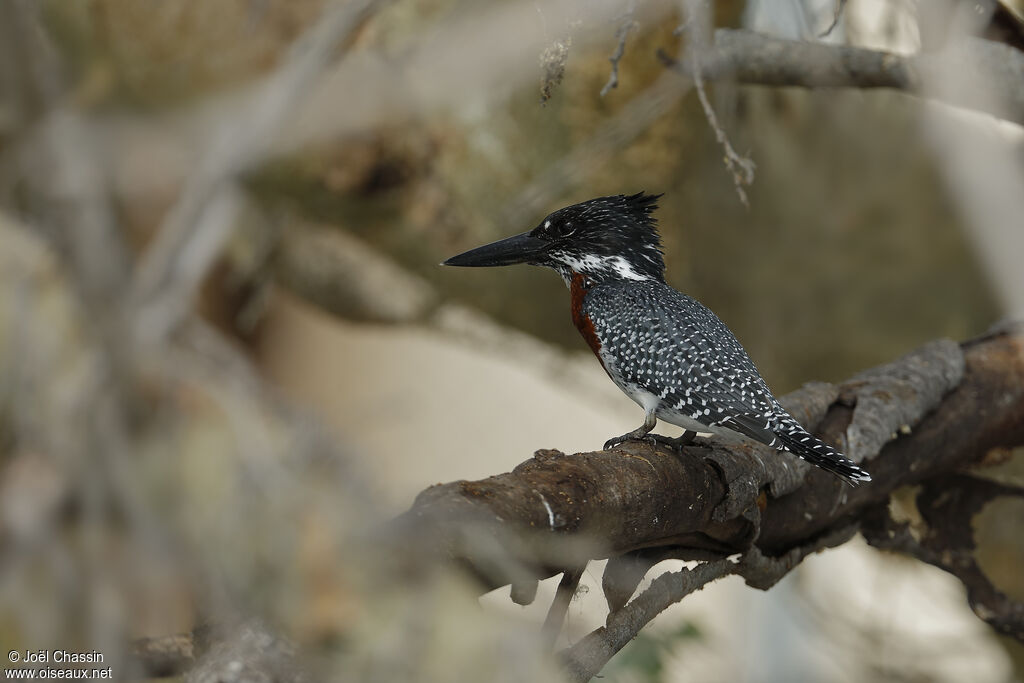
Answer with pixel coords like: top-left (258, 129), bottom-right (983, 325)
top-left (774, 428), bottom-right (872, 485)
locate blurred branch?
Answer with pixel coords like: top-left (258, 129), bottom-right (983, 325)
top-left (563, 525), bottom-right (857, 682)
top-left (913, 12), bottom-right (1024, 317)
top-left (862, 474), bottom-right (1024, 641)
top-left (819, 0), bottom-right (848, 38)
top-left (130, 0), bottom-right (390, 342)
top-left (4, 0), bottom-right (131, 311)
top-left (274, 221), bottom-right (438, 324)
top-left (2, 209), bottom-right (378, 679)
top-left (542, 566), bottom-right (585, 648)
top-left (564, 557), bottom-right (736, 681)
top-left (396, 324), bottom-right (1024, 674)
top-left (600, 7), bottom-right (637, 97)
top-left (660, 29), bottom-right (1024, 126)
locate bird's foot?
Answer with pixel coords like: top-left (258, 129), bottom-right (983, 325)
top-left (603, 434), bottom-right (634, 450)
top-left (604, 430), bottom-right (699, 452)
top-left (603, 430), bottom-right (651, 450)
top-left (647, 431), bottom-right (698, 452)
top-left (640, 430), bottom-right (706, 452)
top-left (603, 413), bottom-right (661, 451)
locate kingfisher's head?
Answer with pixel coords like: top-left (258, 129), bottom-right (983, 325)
top-left (442, 193), bottom-right (665, 284)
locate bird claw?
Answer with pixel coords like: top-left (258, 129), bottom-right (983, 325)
top-left (604, 434), bottom-right (646, 450)
top-left (604, 432), bottom-right (695, 452)
top-left (651, 432), bottom-right (700, 454)
top-left (646, 433), bottom-right (685, 451)
top-left (602, 432), bottom-right (700, 454)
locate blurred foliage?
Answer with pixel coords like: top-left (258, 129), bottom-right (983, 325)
top-left (601, 620), bottom-right (703, 682)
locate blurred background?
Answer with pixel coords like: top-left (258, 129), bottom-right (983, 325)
top-left (0, 0), bottom-right (1022, 680)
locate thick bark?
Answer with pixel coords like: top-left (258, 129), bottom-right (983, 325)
top-left (394, 324), bottom-right (1024, 680)
top-left (396, 324), bottom-right (1024, 590)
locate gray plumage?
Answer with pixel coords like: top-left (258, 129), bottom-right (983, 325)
top-left (584, 279), bottom-right (870, 483)
top-left (443, 192), bottom-right (871, 485)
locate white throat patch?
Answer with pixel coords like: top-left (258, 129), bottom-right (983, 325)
top-left (552, 252), bottom-right (652, 283)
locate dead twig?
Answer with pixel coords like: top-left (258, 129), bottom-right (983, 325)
top-left (542, 567), bottom-right (586, 647)
top-left (680, 0), bottom-right (755, 206)
top-left (562, 523), bottom-right (858, 681)
top-left (562, 558), bottom-right (736, 682)
top-left (600, 9), bottom-right (637, 97)
top-left (819, 0), bottom-right (848, 38)
top-left (862, 475), bottom-right (1024, 641)
top-left (689, 58), bottom-right (756, 206)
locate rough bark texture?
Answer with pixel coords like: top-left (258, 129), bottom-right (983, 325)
top-left (396, 324), bottom-right (1024, 590)
top-left (393, 324), bottom-right (1024, 679)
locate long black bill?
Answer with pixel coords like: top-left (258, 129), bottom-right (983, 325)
top-left (441, 231), bottom-right (548, 268)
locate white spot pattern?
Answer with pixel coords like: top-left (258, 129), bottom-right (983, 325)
top-left (583, 280), bottom-right (871, 483)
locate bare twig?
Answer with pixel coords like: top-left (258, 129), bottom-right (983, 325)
top-left (819, 0), bottom-right (848, 38)
top-left (690, 61), bottom-right (756, 206)
top-left (681, 0), bottom-right (756, 207)
top-left (735, 524), bottom-right (858, 590)
top-left (562, 523), bottom-right (858, 680)
top-left (600, 9), bottom-right (637, 97)
top-left (542, 567), bottom-right (585, 647)
top-left (862, 476), bottom-right (1024, 641)
top-left (562, 559), bottom-right (736, 682)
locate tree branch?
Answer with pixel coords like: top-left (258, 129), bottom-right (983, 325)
top-left (274, 220), bottom-right (438, 324)
top-left (661, 29), bottom-right (1024, 126)
top-left (563, 557), bottom-right (736, 682)
top-left (819, 0), bottom-right (848, 38)
top-left (600, 8), bottom-right (637, 97)
top-left (562, 524), bottom-right (857, 682)
top-left (395, 323), bottom-right (1024, 675)
top-left (861, 475), bottom-right (1024, 640)
top-left (4, 0), bottom-right (131, 311)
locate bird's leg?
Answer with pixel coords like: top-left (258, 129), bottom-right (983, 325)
top-left (604, 411), bottom-right (657, 450)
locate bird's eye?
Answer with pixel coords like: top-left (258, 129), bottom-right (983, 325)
top-left (552, 221), bottom-right (575, 238)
